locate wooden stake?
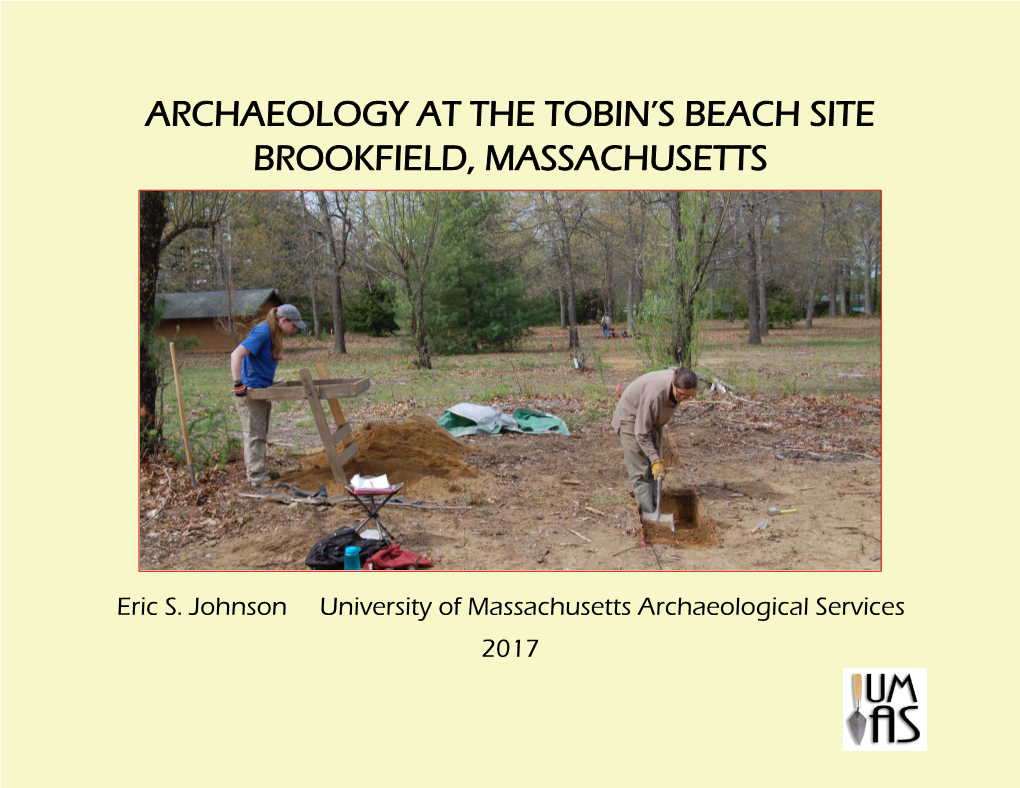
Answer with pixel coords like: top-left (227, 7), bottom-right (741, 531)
top-left (169, 342), bottom-right (199, 491)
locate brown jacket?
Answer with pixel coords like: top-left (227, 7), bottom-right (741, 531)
top-left (611, 369), bottom-right (677, 463)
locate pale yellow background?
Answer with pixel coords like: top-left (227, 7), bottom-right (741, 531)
top-left (2, 2), bottom-right (1015, 784)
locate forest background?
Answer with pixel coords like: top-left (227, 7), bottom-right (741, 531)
top-left (139, 189), bottom-right (880, 455)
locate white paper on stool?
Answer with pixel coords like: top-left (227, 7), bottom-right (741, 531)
top-left (350, 474), bottom-right (390, 491)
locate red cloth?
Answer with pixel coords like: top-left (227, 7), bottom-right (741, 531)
top-left (363, 544), bottom-right (434, 570)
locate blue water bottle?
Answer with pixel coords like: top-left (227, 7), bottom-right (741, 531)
top-left (344, 546), bottom-right (362, 570)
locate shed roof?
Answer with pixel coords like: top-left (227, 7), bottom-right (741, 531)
top-left (157, 289), bottom-right (281, 320)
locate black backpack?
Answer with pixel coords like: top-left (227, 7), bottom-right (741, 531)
top-left (305, 527), bottom-right (388, 570)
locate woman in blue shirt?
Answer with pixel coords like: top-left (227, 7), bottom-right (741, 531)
top-left (229, 304), bottom-right (306, 487)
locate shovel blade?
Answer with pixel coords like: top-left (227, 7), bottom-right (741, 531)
top-left (641, 511), bottom-right (674, 528)
top-left (848, 711), bottom-right (866, 745)
top-left (641, 478), bottom-right (674, 528)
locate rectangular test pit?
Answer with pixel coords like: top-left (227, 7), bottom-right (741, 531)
top-left (641, 488), bottom-right (716, 545)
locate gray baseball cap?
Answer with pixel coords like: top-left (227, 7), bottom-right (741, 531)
top-left (277, 304), bottom-right (307, 330)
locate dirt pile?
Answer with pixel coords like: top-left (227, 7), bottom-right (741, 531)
top-left (281, 415), bottom-right (477, 495)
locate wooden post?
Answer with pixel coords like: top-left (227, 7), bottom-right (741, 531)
top-left (316, 362), bottom-right (352, 448)
top-left (299, 368), bottom-right (348, 485)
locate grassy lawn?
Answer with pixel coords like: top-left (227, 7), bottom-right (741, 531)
top-left (695, 318), bottom-right (881, 396)
top-left (155, 317), bottom-right (880, 469)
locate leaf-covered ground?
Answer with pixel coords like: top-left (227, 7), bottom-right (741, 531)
top-left (141, 318), bottom-right (881, 570)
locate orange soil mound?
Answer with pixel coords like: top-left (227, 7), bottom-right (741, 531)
top-left (280, 415), bottom-right (477, 495)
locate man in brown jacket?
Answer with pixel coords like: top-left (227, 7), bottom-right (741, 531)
top-left (611, 367), bottom-right (698, 513)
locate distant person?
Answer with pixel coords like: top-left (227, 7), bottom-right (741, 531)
top-left (611, 367), bottom-right (698, 514)
top-left (601, 313), bottom-right (611, 338)
top-left (229, 304), bottom-right (306, 487)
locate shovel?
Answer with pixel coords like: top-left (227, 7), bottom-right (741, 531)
top-left (847, 673), bottom-right (866, 745)
top-left (641, 477), bottom-right (674, 530)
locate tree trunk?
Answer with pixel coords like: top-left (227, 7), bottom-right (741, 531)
top-left (331, 273), bottom-right (346, 354)
top-left (677, 298), bottom-right (696, 366)
top-left (223, 216), bottom-right (237, 342)
top-left (414, 286), bottom-right (431, 369)
top-left (636, 258), bottom-right (644, 305)
top-left (838, 264), bottom-right (848, 316)
top-left (756, 227), bottom-right (769, 337)
top-left (806, 194), bottom-right (827, 329)
top-left (558, 282), bottom-right (566, 329)
top-left (210, 220), bottom-right (237, 341)
top-left (330, 276), bottom-right (345, 352)
top-left (297, 193), bottom-right (321, 338)
top-left (626, 270), bottom-right (635, 333)
top-left (307, 227), bottom-right (321, 337)
top-left (666, 193), bottom-right (684, 361)
top-left (863, 255), bottom-right (873, 318)
top-left (746, 225), bottom-right (761, 345)
top-left (336, 196), bottom-right (353, 352)
top-left (316, 191), bottom-right (347, 354)
top-left (565, 263), bottom-right (579, 349)
top-left (547, 192), bottom-right (581, 350)
top-left (210, 222), bottom-right (225, 288)
top-left (872, 200), bottom-right (881, 317)
top-left (829, 269), bottom-right (838, 316)
top-left (863, 232), bottom-right (875, 318)
top-left (140, 191), bottom-right (169, 429)
top-left (604, 243), bottom-right (613, 320)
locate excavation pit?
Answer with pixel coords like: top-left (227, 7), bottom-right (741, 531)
top-left (641, 488), bottom-right (716, 545)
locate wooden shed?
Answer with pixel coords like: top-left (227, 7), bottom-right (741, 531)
top-left (155, 288), bottom-right (284, 352)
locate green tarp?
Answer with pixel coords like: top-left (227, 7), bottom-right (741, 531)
top-left (513, 408), bottom-right (570, 434)
top-left (437, 403), bottom-right (570, 437)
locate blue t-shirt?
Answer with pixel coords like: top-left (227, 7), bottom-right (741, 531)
top-left (240, 322), bottom-right (278, 388)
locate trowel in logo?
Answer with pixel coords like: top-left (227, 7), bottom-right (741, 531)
top-left (847, 673), bottom-right (866, 745)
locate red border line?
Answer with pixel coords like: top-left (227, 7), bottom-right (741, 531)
top-left (137, 189), bottom-right (882, 573)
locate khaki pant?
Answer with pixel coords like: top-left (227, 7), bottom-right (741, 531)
top-left (619, 429), bottom-right (660, 514)
top-left (236, 397), bottom-right (272, 486)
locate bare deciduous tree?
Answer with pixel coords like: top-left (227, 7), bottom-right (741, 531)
top-left (316, 190), bottom-right (357, 354)
top-left (537, 191), bottom-right (588, 349)
top-left (368, 191), bottom-right (445, 369)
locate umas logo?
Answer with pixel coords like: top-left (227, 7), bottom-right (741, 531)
top-left (844, 669), bottom-right (927, 751)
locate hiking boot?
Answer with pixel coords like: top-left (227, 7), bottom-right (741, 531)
top-left (250, 471), bottom-right (281, 489)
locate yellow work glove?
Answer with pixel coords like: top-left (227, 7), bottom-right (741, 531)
top-left (651, 460), bottom-right (666, 480)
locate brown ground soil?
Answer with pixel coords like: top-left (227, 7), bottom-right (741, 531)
top-left (140, 401), bottom-right (881, 571)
